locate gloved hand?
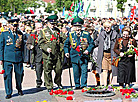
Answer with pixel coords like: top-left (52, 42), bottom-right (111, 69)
top-left (30, 45), bottom-right (34, 49)
top-left (47, 48), bottom-right (52, 53)
top-left (65, 53), bottom-right (69, 58)
top-left (120, 52), bottom-right (124, 57)
top-left (128, 55), bottom-right (133, 57)
top-left (83, 50), bottom-right (89, 55)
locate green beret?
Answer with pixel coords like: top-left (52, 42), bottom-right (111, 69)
top-left (46, 15), bottom-right (58, 24)
top-left (71, 17), bottom-right (84, 26)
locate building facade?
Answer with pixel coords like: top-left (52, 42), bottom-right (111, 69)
top-left (83, 0), bottom-right (138, 18)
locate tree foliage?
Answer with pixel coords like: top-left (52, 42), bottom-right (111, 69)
top-left (45, 3), bottom-right (55, 13)
top-left (0, 0), bottom-right (43, 15)
top-left (54, 0), bottom-right (78, 12)
top-left (116, 0), bottom-right (127, 16)
top-left (136, 0), bottom-right (138, 3)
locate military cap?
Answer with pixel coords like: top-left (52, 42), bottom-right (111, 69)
top-left (46, 15), bottom-right (58, 24)
top-left (8, 18), bottom-right (20, 27)
top-left (134, 18), bottom-right (138, 21)
top-left (123, 17), bottom-right (127, 21)
top-left (71, 17), bottom-right (84, 26)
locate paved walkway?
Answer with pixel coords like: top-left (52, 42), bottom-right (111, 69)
top-left (0, 62), bottom-right (138, 102)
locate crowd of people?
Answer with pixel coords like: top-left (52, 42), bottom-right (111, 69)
top-left (0, 14), bottom-right (138, 99)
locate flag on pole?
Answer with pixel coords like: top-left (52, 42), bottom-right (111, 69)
top-left (86, 3), bottom-right (91, 17)
top-left (73, 1), bottom-right (78, 18)
top-left (70, 2), bottom-right (74, 11)
top-left (81, 2), bottom-right (84, 12)
top-left (62, 7), bottom-right (65, 17)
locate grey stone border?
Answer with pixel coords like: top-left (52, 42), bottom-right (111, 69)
top-left (83, 90), bottom-right (116, 97)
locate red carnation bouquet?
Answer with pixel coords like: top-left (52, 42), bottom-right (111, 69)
top-left (49, 89), bottom-right (74, 100)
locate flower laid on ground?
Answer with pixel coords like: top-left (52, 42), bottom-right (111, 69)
top-left (66, 96), bottom-right (73, 100)
top-left (119, 88), bottom-right (138, 99)
top-left (49, 88), bottom-right (74, 100)
top-left (81, 87), bottom-right (96, 93)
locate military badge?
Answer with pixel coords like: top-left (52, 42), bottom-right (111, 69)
top-left (6, 36), bottom-right (13, 45)
top-left (81, 38), bottom-right (88, 50)
top-left (15, 34), bottom-right (22, 48)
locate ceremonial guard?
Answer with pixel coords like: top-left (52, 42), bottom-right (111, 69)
top-left (0, 19), bottom-right (24, 99)
top-left (64, 18), bottom-right (95, 89)
top-left (38, 15), bottom-right (66, 92)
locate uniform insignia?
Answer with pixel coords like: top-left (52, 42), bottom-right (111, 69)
top-left (6, 36), bottom-right (13, 45)
top-left (83, 31), bottom-right (88, 35)
top-left (15, 34), bottom-right (22, 48)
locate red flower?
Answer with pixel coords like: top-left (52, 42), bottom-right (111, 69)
top-left (54, 90), bottom-right (59, 94)
top-left (63, 90), bottom-right (67, 94)
top-left (51, 89), bottom-right (54, 93)
top-left (57, 32), bottom-right (60, 35)
top-left (120, 89), bottom-right (123, 92)
top-left (58, 89), bottom-right (63, 94)
top-left (49, 92), bottom-right (53, 95)
top-left (76, 46), bottom-right (80, 52)
top-left (0, 70), bottom-right (5, 74)
top-left (134, 48), bottom-right (138, 56)
top-left (50, 38), bottom-right (53, 41)
top-left (125, 95), bottom-right (130, 99)
top-left (53, 37), bottom-right (57, 40)
top-left (122, 92), bottom-right (124, 95)
top-left (92, 88), bottom-right (96, 90)
top-left (68, 91), bottom-right (74, 95)
top-left (31, 34), bottom-right (38, 40)
top-left (82, 89), bottom-right (87, 93)
top-left (50, 35), bottom-right (57, 41)
top-left (66, 96), bottom-right (73, 100)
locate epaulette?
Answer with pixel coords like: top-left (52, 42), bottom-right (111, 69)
top-left (69, 31), bottom-right (74, 34)
top-left (83, 31), bottom-right (89, 35)
top-left (3, 30), bottom-right (8, 32)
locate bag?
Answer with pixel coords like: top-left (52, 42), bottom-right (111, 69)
top-left (111, 56), bottom-right (120, 67)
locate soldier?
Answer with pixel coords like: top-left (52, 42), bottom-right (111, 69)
top-left (38, 15), bottom-right (66, 92)
top-left (0, 19), bottom-right (24, 99)
top-left (64, 17), bottom-right (95, 89)
top-left (26, 23), bottom-right (43, 88)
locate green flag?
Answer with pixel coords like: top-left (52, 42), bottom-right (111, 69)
top-left (86, 3), bottom-right (91, 17)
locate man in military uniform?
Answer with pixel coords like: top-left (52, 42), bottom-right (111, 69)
top-left (0, 19), bottom-right (24, 99)
top-left (64, 17), bottom-right (95, 89)
top-left (26, 23), bottom-right (43, 88)
top-left (38, 15), bottom-right (66, 92)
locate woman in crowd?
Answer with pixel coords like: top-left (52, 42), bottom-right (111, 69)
top-left (113, 26), bottom-right (137, 88)
top-left (23, 26), bottom-right (32, 67)
top-left (95, 21), bottom-right (118, 86)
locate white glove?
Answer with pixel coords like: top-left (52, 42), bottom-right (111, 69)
top-left (65, 53), bottom-right (69, 58)
top-left (47, 48), bottom-right (52, 53)
top-left (30, 45), bottom-right (34, 49)
top-left (120, 52), bottom-right (124, 57)
top-left (83, 50), bottom-right (89, 55)
top-left (128, 55), bottom-right (133, 57)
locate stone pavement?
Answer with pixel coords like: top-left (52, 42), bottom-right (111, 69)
top-left (0, 62), bottom-right (138, 102)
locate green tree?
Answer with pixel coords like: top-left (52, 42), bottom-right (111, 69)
top-left (116, 0), bottom-right (127, 17)
top-left (136, 0), bottom-right (138, 3)
top-left (45, 3), bottom-right (55, 13)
